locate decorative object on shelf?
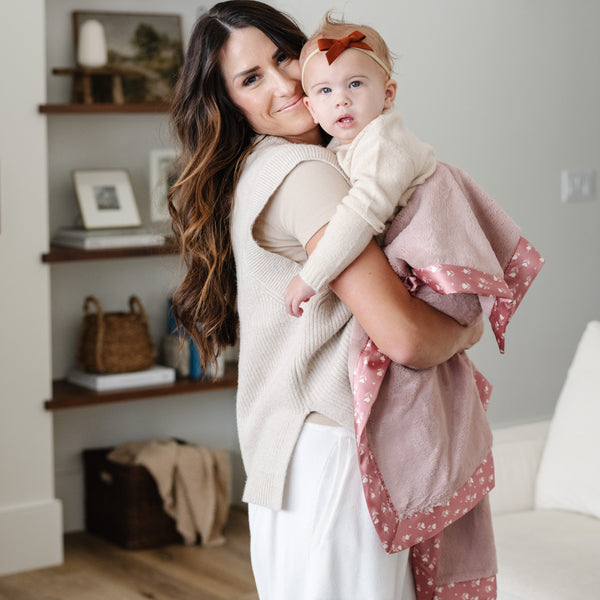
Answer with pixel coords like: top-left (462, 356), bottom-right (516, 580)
top-left (73, 169), bottom-right (141, 229)
top-left (77, 295), bottom-right (156, 374)
top-left (162, 298), bottom-right (227, 380)
top-left (77, 19), bottom-right (108, 68)
top-left (67, 364), bottom-right (175, 392)
top-left (189, 339), bottom-right (204, 379)
top-left (71, 10), bottom-right (184, 104)
top-left (162, 335), bottom-right (190, 378)
top-left (52, 227), bottom-right (166, 250)
top-left (149, 148), bottom-right (178, 222)
top-left (52, 66), bottom-right (128, 105)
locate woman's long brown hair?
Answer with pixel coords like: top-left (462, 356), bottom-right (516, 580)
top-left (169, 0), bottom-right (306, 367)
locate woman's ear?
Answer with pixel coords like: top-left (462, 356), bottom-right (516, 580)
top-left (383, 79), bottom-right (398, 110)
top-left (303, 96), bottom-right (320, 124)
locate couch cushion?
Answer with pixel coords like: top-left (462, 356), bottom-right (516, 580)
top-left (535, 320), bottom-right (600, 517)
top-left (491, 421), bottom-right (550, 516)
top-left (493, 509), bottom-right (600, 600)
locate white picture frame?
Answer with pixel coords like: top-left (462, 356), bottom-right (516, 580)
top-left (149, 148), bottom-right (177, 222)
top-left (72, 169), bottom-right (141, 229)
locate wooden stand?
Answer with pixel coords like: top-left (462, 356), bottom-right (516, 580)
top-left (52, 66), bottom-right (141, 104)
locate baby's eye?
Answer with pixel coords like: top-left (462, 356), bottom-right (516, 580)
top-left (349, 80), bottom-right (361, 88)
top-left (319, 87), bottom-right (332, 94)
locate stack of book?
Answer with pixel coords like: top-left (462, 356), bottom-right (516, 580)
top-left (52, 227), bottom-right (166, 250)
top-left (67, 365), bottom-right (176, 392)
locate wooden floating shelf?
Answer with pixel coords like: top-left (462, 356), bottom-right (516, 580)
top-left (39, 103), bottom-right (170, 114)
top-left (45, 364), bottom-right (238, 410)
top-left (42, 242), bottom-right (178, 263)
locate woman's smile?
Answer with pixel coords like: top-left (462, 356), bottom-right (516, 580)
top-left (277, 94), bottom-right (304, 113)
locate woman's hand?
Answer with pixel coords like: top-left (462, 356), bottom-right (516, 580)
top-left (307, 231), bottom-right (483, 369)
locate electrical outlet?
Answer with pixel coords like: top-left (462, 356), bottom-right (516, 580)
top-left (561, 169), bottom-right (596, 203)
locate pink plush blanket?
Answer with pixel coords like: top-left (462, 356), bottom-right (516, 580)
top-left (349, 162), bottom-right (544, 600)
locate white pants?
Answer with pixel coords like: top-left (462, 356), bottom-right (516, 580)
top-left (248, 422), bottom-right (416, 600)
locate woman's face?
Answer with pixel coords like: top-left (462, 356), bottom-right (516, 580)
top-left (220, 26), bottom-right (320, 144)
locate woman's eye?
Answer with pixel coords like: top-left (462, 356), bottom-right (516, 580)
top-left (276, 52), bottom-right (290, 64)
top-left (243, 74), bottom-right (258, 87)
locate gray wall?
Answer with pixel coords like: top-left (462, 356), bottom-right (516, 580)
top-left (283, 0), bottom-right (600, 426)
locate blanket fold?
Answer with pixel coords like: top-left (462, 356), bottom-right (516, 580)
top-left (350, 162), bottom-right (544, 600)
top-left (108, 439), bottom-right (232, 547)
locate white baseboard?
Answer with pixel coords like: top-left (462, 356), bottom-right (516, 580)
top-left (0, 498), bottom-right (63, 576)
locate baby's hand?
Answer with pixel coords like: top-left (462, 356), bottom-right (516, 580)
top-left (284, 275), bottom-right (316, 317)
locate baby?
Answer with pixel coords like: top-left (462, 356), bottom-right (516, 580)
top-left (284, 15), bottom-right (436, 316)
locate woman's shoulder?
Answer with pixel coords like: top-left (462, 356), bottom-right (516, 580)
top-left (249, 135), bottom-right (340, 169)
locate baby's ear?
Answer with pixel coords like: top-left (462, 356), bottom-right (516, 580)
top-left (303, 96), bottom-right (320, 124)
top-left (383, 79), bottom-right (398, 109)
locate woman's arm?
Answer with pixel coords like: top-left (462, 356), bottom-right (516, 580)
top-left (306, 228), bottom-right (483, 369)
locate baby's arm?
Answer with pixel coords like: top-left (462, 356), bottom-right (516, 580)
top-left (286, 113), bottom-right (435, 316)
top-left (284, 205), bottom-right (375, 316)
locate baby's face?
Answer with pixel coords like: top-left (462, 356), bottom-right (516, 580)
top-left (302, 49), bottom-right (396, 144)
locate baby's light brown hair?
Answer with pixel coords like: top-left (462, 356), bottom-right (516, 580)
top-left (300, 11), bottom-right (394, 75)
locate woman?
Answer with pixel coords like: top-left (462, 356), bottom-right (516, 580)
top-left (169, 2), bottom-right (482, 598)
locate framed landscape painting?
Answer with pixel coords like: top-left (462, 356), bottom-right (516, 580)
top-left (72, 11), bottom-right (184, 103)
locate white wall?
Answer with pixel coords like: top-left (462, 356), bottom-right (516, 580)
top-left (0, 0), bottom-right (62, 576)
top-left (280, 0), bottom-right (600, 426)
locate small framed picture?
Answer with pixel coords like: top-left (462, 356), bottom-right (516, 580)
top-left (72, 169), bottom-right (141, 229)
top-left (149, 148), bottom-right (178, 222)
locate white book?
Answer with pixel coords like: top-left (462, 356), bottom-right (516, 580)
top-left (52, 227), bottom-right (166, 250)
top-left (67, 365), bottom-right (176, 392)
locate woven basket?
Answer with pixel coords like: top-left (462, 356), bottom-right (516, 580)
top-left (83, 447), bottom-right (182, 549)
top-left (77, 295), bottom-right (156, 374)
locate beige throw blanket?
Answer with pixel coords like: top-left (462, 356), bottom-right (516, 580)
top-left (109, 439), bottom-right (232, 546)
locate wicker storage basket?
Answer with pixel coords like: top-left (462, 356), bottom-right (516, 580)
top-left (83, 447), bottom-right (182, 549)
top-left (77, 295), bottom-right (156, 374)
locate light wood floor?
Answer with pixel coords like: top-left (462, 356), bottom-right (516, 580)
top-left (0, 508), bottom-right (258, 600)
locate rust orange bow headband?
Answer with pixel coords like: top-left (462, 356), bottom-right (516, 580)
top-left (301, 30), bottom-right (392, 91)
top-left (318, 30), bottom-right (374, 64)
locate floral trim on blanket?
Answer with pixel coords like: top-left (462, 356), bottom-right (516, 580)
top-left (411, 533), bottom-right (497, 599)
top-left (409, 237), bottom-right (545, 352)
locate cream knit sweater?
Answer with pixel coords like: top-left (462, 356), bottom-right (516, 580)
top-left (231, 135), bottom-right (355, 510)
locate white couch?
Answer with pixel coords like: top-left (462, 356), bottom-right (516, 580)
top-left (489, 321), bottom-right (600, 600)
